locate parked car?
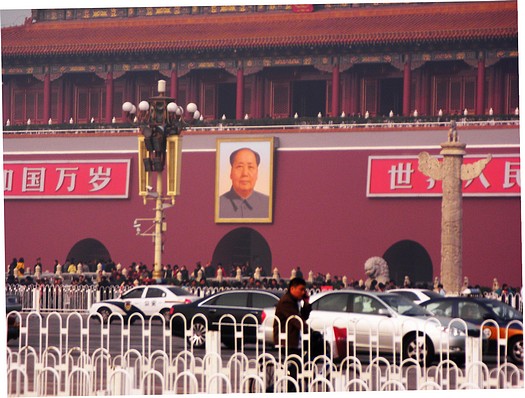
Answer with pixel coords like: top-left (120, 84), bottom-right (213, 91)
top-left (388, 288), bottom-right (443, 305)
top-left (261, 290), bottom-right (483, 365)
top-left (421, 296), bottom-right (523, 364)
top-left (6, 293), bottom-right (22, 341)
top-left (169, 289), bottom-right (283, 348)
top-left (89, 285), bottom-right (199, 323)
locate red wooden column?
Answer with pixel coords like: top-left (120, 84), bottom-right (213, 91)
top-left (236, 65), bottom-right (244, 120)
top-left (43, 70), bottom-right (51, 123)
top-left (476, 53), bottom-right (486, 115)
top-left (493, 64), bottom-right (503, 114)
top-left (63, 78), bottom-right (72, 123)
top-left (331, 62), bottom-right (340, 117)
top-left (402, 55), bottom-right (412, 117)
top-left (170, 68), bottom-right (178, 99)
top-left (105, 71), bottom-right (114, 123)
top-left (3, 79), bottom-right (11, 124)
top-left (420, 68), bottom-right (430, 116)
top-left (348, 72), bottom-right (358, 116)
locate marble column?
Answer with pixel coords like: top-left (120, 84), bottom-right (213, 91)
top-left (418, 123), bottom-right (491, 294)
top-left (439, 139), bottom-right (466, 294)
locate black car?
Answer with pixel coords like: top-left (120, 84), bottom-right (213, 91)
top-left (6, 293), bottom-right (22, 341)
top-left (421, 297), bottom-right (523, 364)
top-left (169, 289), bottom-right (283, 348)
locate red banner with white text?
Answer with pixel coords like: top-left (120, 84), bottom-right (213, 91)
top-left (367, 154), bottom-right (520, 197)
top-left (3, 159), bottom-right (130, 199)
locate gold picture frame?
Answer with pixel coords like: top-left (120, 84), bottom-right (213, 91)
top-left (215, 137), bottom-right (275, 223)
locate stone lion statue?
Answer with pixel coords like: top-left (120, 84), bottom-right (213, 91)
top-left (364, 256), bottom-right (390, 288)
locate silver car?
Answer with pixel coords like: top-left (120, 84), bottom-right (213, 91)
top-left (261, 290), bottom-right (484, 365)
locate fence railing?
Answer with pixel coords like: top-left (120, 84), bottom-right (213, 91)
top-left (6, 284), bottom-right (523, 313)
top-left (5, 310), bottom-right (524, 395)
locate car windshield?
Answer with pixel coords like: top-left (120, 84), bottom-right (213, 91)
top-left (484, 300), bottom-right (523, 322)
top-left (167, 287), bottom-right (193, 296)
top-left (380, 294), bottom-right (433, 316)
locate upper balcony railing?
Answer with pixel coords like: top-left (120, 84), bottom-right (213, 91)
top-left (2, 115), bottom-right (520, 136)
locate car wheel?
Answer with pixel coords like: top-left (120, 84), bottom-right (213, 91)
top-left (188, 321), bottom-right (206, 348)
top-left (403, 333), bottom-right (434, 366)
top-left (98, 307), bottom-right (111, 324)
top-left (508, 336), bottom-right (523, 365)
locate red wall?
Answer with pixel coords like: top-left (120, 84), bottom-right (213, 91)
top-left (3, 147), bottom-right (522, 287)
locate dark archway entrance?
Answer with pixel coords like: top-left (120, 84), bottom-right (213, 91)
top-left (217, 83), bottom-right (236, 119)
top-left (212, 228), bottom-right (272, 276)
top-left (379, 78), bottom-right (403, 116)
top-left (292, 80), bottom-right (327, 117)
top-left (382, 240), bottom-right (433, 287)
top-left (67, 238), bottom-right (111, 270)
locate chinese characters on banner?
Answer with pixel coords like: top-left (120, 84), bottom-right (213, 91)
top-left (4, 159), bottom-right (130, 199)
top-left (367, 155), bottom-right (520, 197)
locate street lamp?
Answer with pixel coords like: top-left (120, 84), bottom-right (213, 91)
top-left (123, 80), bottom-right (200, 279)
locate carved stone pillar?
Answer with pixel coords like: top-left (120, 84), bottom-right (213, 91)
top-left (418, 123), bottom-right (491, 294)
top-left (440, 140), bottom-right (466, 295)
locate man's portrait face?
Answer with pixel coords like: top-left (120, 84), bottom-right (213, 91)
top-left (215, 137), bottom-right (274, 223)
top-left (230, 148), bottom-right (259, 199)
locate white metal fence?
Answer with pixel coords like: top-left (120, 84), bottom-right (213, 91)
top-left (6, 284), bottom-right (523, 313)
top-left (5, 310), bottom-right (524, 395)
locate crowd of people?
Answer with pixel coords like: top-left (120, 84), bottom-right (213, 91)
top-left (5, 256), bottom-right (523, 298)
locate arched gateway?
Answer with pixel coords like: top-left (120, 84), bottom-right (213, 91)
top-left (383, 240), bottom-right (433, 287)
top-left (212, 228), bottom-right (272, 276)
top-left (67, 238), bottom-right (111, 267)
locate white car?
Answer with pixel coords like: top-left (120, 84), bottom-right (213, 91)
top-left (89, 285), bottom-right (199, 323)
top-left (388, 288), bottom-right (443, 305)
top-left (261, 290), bottom-right (484, 365)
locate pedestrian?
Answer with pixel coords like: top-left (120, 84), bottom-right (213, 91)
top-left (438, 283), bottom-right (446, 296)
top-left (272, 277), bottom-right (320, 392)
top-left (15, 257), bottom-right (25, 278)
top-left (33, 257), bottom-right (43, 274)
top-left (8, 257), bottom-right (17, 275)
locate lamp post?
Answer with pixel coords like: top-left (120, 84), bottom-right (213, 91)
top-left (123, 80), bottom-right (200, 279)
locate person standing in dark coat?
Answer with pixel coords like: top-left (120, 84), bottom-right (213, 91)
top-left (272, 277), bottom-right (312, 392)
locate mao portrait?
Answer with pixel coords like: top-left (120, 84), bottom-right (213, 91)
top-left (215, 137), bottom-right (274, 223)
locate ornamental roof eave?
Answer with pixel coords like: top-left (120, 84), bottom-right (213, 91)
top-left (1, 1), bottom-right (518, 59)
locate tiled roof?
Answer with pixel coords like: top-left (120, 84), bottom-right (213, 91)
top-left (1, 2), bottom-right (517, 58)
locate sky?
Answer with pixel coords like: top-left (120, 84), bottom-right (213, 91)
top-left (0, 9), bottom-right (31, 27)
